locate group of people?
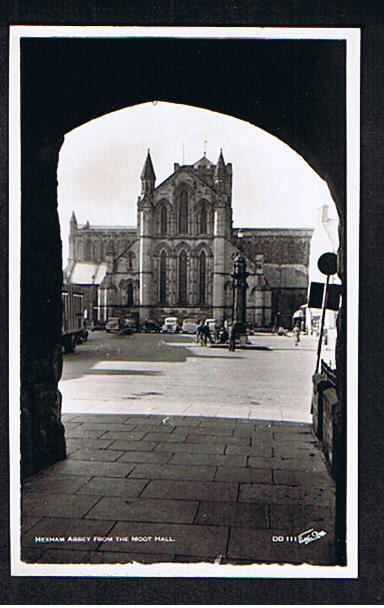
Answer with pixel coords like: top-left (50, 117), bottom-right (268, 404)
top-left (195, 320), bottom-right (242, 351)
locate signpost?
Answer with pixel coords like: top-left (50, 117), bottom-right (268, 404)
top-left (315, 252), bottom-right (338, 374)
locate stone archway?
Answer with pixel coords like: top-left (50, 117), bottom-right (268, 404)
top-left (20, 37), bottom-right (346, 498)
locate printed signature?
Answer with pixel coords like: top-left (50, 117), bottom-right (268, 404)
top-left (297, 528), bottom-right (327, 545)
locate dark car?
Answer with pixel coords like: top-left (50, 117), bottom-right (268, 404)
top-left (142, 319), bottom-right (160, 333)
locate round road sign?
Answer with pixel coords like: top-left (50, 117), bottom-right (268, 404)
top-left (317, 252), bottom-right (337, 276)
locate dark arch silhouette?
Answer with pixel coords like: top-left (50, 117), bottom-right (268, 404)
top-left (20, 39), bottom-right (346, 525)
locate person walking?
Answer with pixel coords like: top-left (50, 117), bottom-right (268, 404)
top-left (293, 324), bottom-right (301, 346)
top-left (195, 321), bottom-right (204, 345)
top-left (202, 321), bottom-right (213, 345)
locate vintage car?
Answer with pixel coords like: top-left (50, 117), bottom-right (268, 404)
top-left (181, 319), bottom-right (198, 334)
top-left (161, 317), bottom-right (180, 333)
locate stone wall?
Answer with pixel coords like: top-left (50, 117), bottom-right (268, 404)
top-left (312, 374), bottom-right (343, 479)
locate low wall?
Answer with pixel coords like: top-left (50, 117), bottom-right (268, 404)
top-left (312, 374), bottom-right (342, 478)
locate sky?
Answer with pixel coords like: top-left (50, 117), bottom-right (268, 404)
top-left (58, 101), bottom-right (338, 264)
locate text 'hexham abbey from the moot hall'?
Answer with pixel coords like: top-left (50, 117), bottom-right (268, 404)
top-left (64, 150), bottom-right (313, 327)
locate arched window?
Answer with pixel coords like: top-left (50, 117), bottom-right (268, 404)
top-left (179, 190), bottom-right (188, 234)
top-left (200, 204), bottom-right (207, 234)
top-left (159, 251), bottom-right (167, 304)
top-left (199, 251), bottom-right (206, 304)
top-left (160, 205), bottom-right (168, 235)
top-left (127, 283), bottom-right (134, 306)
top-left (178, 250), bottom-right (188, 304)
top-left (127, 253), bottom-right (134, 271)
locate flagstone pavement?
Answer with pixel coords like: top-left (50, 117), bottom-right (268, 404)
top-left (21, 413), bottom-right (336, 567)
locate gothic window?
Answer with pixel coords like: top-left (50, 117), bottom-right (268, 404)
top-left (199, 251), bottom-right (206, 304)
top-left (179, 189), bottom-right (188, 234)
top-left (178, 250), bottom-right (188, 304)
top-left (127, 283), bottom-right (134, 306)
top-left (160, 205), bottom-right (168, 235)
top-left (200, 204), bottom-right (208, 234)
top-left (159, 250), bottom-right (167, 304)
top-left (85, 238), bottom-right (92, 261)
top-left (127, 253), bottom-right (134, 271)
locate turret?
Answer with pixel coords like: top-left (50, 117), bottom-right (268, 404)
top-left (140, 149), bottom-right (156, 197)
top-left (68, 211), bottom-right (78, 264)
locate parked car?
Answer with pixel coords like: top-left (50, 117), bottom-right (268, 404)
top-left (161, 317), bottom-right (180, 333)
top-left (142, 319), bottom-right (161, 333)
top-left (181, 319), bottom-right (198, 334)
top-left (124, 318), bottom-right (140, 332)
top-left (105, 317), bottom-right (120, 333)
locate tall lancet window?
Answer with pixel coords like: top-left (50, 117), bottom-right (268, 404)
top-left (199, 251), bottom-right (206, 304)
top-left (160, 205), bottom-right (168, 235)
top-left (178, 250), bottom-right (188, 304)
top-left (179, 190), bottom-right (188, 234)
top-left (159, 250), bottom-right (167, 304)
top-left (200, 204), bottom-right (207, 234)
top-left (127, 283), bottom-right (134, 306)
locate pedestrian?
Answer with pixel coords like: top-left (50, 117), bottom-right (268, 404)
top-left (293, 324), bottom-right (301, 346)
top-left (195, 321), bottom-right (204, 345)
top-left (228, 321), bottom-right (238, 351)
top-left (202, 321), bottom-right (213, 345)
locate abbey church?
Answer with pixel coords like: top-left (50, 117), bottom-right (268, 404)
top-left (64, 150), bottom-right (313, 327)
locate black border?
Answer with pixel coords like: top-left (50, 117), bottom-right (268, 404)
top-left (2, 1), bottom-right (384, 604)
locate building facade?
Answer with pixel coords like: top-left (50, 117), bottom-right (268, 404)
top-left (65, 151), bottom-right (313, 327)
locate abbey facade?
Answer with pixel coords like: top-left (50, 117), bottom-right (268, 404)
top-left (65, 151), bottom-right (313, 327)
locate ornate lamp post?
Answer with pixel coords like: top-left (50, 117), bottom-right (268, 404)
top-left (231, 254), bottom-right (249, 333)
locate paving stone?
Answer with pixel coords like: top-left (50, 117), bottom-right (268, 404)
top-left (22, 493), bottom-right (100, 519)
top-left (195, 501), bottom-right (269, 529)
top-left (47, 460), bottom-right (136, 478)
top-left (20, 547), bottom-right (46, 563)
top-left (76, 477), bottom-right (148, 498)
top-left (117, 451), bottom-right (172, 464)
top-left (98, 431), bottom-right (148, 441)
top-left (169, 452), bottom-right (247, 468)
top-left (142, 432), bottom-right (189, 443)
top-left (233, 428), bottom-right (274, 438)
top-left (155, 442), bottom-right (225, 455)
top-left (21, 517), bottom-right (43, 534)
top-left (85, 496), bottom-right (198, 524)
top-left (224, 445), bottom-right (273, 457)
top-left (107, 440), bottom-right (158, 452)
top-left (214, 467), bottom-right (272, 483)
top-left (23, 475), bottom-right (91, 495)
top-left (65, 428), bottom-right (107, 439)
top-left (71, 415), bottom-right (131, 423)
top-left (248, 457), bottom-right (327, 472)
top-left (185, 434), bottom-right (250, 446)
top-left (227, 527), bottom-right (335, 565)
top-left (22, 517), bottom-right (115, 551)
top-left (78, 423), bottom-right (137, 432)
top-left (273, 470), bottom-right (336, 487)
top-left (269, 504), bottom-right (335, 534)
top-left (99, 521), bottom-right (229, 557)
top-left (62, 422), bottom-right (83, 431)
top-left (239, 484), bottom-right (336, 506)
top-left (36, 549), bottom-right (91, 563)
top-left (141, 480), bottom-right (238, 502)
top-left (66, 438), bottom-right (115, 450)
top-left (179, 426), bottom-right (234, 437)
top-left (126, 424), bottom-right (176, 434)
top-left (68, 449), bottom-right (125, 462)
top-left (272, 447), bottom-right (323, 460)
top-left (87, 551), bottom-right (175, 563)
top-left (62, 414), bottom-right (79, 422)
top-left (128, 463), bottom-right (216, 481)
